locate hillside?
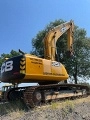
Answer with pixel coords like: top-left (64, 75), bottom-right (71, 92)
top-left (0, 96), bottom-right (90, 120)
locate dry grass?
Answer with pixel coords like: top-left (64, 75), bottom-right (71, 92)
top-left (0, 96), bottom-right (90, 120)
top-left (0, 100), bottom-right (28, 116)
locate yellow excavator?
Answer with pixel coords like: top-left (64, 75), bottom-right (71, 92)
top-left (0, 20), bottom-right (89, 107)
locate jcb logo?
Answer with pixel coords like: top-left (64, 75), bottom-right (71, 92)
top-left (52, 61), bottom-right (60, 67)
top-left (1, 61), bottom-right (13, 73)
top-left (60, 27), bottom-right (67, 33)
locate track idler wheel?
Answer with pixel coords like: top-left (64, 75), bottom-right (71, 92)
top-left (33, 91), bottom-right (42, 106)
top-left (23, 87), bottom-right (42, 108)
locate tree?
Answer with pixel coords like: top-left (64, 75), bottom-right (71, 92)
top-left (31, 19), bottom-right (90, 83)
top-left (0, 50), bottom-right (20, 67)
top-left (73, 30), bottom-right (90, 83)
top-left (65, 33), bottom-right (90, 83)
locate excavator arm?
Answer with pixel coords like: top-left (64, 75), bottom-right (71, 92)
top-left (44, 20), bottom-right (74, 61)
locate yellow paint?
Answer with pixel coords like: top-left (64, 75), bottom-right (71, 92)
top-left (20, 61), bottom-right (25, 65)
top-left (23, 54), bottom-right (69, 82)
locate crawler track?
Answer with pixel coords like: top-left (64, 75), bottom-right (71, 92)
top-left (2, 84), bottom-right (90, 108)
top-left (23, 84), bottom-right (90, 108)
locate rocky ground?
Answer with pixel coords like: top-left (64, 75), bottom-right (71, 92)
top-left (1, 96), bottom-right (90, 120)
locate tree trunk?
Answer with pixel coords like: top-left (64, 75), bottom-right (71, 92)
top-left (73, 61), bottom-right (78, 84)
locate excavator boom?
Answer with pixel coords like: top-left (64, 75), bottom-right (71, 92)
top-left (44, 20), bottom-right (74, 61)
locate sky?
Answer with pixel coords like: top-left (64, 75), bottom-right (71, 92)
top-left (0, 0), bottom-right (90, 87)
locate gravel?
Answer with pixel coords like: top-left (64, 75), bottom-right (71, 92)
top-left (1, 96), bottom-right (90, 120)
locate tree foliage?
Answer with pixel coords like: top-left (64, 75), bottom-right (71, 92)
top-left (31, 19), bottom-right (90, 83)
top-left (65, 30), bottom-right (90, 83)
top-left (0, 50), bottom-right (20, 67)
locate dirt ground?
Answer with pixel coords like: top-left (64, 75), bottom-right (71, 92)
top-left (1, 96), bottom-right (90, 120)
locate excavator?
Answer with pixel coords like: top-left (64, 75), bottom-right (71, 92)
top-left (0, 20), bottom-right (89, 107)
